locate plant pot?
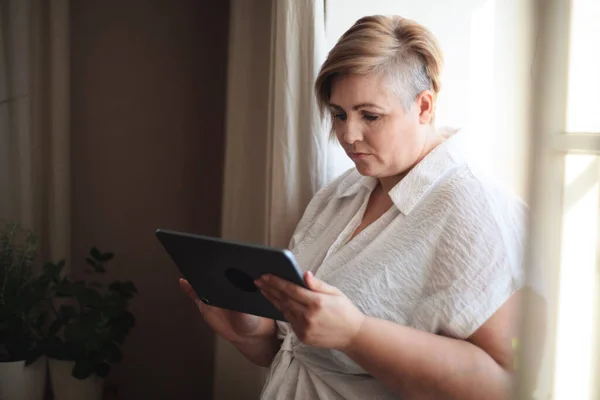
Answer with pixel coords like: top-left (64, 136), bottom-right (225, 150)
top-left (49, 359), bottom-right (103, 400)
top-left (0, 356), bottom-right (47, 400)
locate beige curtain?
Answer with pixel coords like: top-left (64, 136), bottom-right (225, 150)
top-left (0, 0), bottom-right (70, 262)
top-left (216, 0), bottom-right (328, 398)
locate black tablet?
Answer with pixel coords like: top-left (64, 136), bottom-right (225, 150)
top-left (156, 229), bottom-right (307, 321)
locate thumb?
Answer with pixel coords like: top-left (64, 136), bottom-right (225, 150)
top-left (305, 271), bottom-right (340, 295)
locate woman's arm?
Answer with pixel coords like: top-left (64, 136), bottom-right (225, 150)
top-left (341, 296), bottom-right (517, 400)
top-left (180, 278), bottom-right (280, 367)
top-left (257, 273), bottom-right (545, 399)
top-left (229, 321), bottom-right (281, 367)
top-left (343, 290), bottom-right (546, 400)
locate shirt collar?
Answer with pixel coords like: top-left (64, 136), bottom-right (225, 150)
top-left (389, 132), bottom-right (466, 215)
top-left (334, 131), bottom-right (466, 215)
top-left (335, 172), bottom-right (378, 198)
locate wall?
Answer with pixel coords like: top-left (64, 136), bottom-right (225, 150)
top-left (70, 0), bottom-right (229, 398)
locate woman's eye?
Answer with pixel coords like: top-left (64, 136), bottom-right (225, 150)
top-left (332, 114), bottom-right (347, 122)
top-left (363, 114), bottom-right (379, 122)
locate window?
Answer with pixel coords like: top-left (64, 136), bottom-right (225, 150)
top-left (538, 1), bottom-right (600, 399)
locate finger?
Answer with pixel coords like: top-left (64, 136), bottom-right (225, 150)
top-left (179, 279), bottom-right (209, 313)
top-left (261, 286), bottom-right (307, 314)
top-left (260, 284), bottom-right (283, 302)
top-left (261, 290), bottom-right (282, 310)
top-left (305, 271), bottom-right (340, 295)
top-left (260, 283), bottom-right (310, 312)
top-left (179, 278), bottom-right (200, 302)
top-left (255, 278), bottom-right (284, 301)
top-left (256, 274), bottom-right (317, 306)
top-left (262, 290), bottom-right (306, 324)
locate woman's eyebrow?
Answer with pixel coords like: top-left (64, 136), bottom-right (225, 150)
top-left (329, 102), bottom-right (384, 111)
top-left (352, 102), bottom-right (384, 111)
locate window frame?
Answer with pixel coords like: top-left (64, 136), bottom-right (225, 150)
top-left (521, 0), bottom-right (600, 398)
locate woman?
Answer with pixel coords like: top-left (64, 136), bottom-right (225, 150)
top-left (181, 15), bottom-right (543, 399)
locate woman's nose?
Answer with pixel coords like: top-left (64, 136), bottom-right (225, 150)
top-left (341, 120), bottom-right (363, 144)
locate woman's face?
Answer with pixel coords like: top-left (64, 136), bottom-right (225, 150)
top-left (329, 73), bottom-right (434, 179)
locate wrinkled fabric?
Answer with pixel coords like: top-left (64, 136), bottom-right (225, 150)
top-left (260, 133), bottom-right (530, 400)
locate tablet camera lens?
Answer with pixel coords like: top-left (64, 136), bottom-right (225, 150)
top-left (224, 268), bottom-right (259, 292)
top-left (200, 297), bottom-right (211, 305)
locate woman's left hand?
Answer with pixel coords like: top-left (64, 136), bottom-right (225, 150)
top-left (255, 271), bottom-right (365, 350)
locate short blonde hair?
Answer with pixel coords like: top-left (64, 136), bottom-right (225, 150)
top-left (315, 15), bottom-right (444, 124)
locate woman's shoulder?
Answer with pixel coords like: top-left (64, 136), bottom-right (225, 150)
top-left (440, 162), bottom-right (527, 218)
top-left (432, 129), bottom-right (526, 213)
top-left (430, 164), bottom-right (528, 262)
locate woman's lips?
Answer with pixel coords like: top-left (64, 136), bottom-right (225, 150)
top-left (349, 152), bottom-right (369, 160)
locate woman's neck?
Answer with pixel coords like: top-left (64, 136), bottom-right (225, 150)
top-left (378, 129), bottom-right (447, 194)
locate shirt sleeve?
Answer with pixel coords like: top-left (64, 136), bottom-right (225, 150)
top-left (432, 187), bottom-right (527, 339)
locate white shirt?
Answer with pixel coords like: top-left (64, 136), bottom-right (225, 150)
top-left (260, 133), bottom-right (529, 400)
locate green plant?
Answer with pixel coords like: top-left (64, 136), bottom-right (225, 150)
top-left (43, 247), bottom-right (137, 379)
top-left (0, 220), bottom-right (47, 363)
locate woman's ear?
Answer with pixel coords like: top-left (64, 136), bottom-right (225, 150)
top-left (416, 90), bottom-right (435, 125)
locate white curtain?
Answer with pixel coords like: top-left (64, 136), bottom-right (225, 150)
top-left (0, 0), bottom-right (70, 263)
top-left (265, 0), bottom-right (332, 248)
top-left (216, 0), bottom-right (329, 398)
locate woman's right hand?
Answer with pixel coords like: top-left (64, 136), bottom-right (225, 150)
top-left (179, 278), bottom-right (274, 345)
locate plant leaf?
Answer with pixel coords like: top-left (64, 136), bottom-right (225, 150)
top-left (42, 261), bottom-right (63, 282)
top-left (109, 311), bottom-right (135, 334)
top-left (95, 362), bottom-right (110, 378)
top-left (108, 281), bottom-right (122, 292)
top-left (35, 312), bottom-right (47, 329)
top-left (78, 288), bottom-right (102, 307)
top-left (100, 252), bottom-right (114, 262)
top-left (66, 341), bottom-right (87, 361)
top-left (45, 336), bottom-right (68, 360)
top-left (108, 281), bottom-right (137, 298)
top-left (113, 331), bottom-right (126, 345)
top-left (72, 281), bottom-right (86, 296)
top-left (24, 345), bottom-right (44, 366)
top-left (104, 343), bottom-right (122, 363)
top-left (64, 323), bottom-right (88, 342)
top-left (59, 305), bottom-right (77, 322)
top-left (90, 247), bottom-right (103, 261)
top-left (86, 257), bottom-right (100, 268)
top-left (121, 281), bottom-right (138, 294)
top-left (86, 258), bottom-right (106, 273)
top-left (54, 280), bottom-right (76, 296)
top-left (72, 359), bottom-right (95, 379)
top-left (48, 319), bottom-right (63, 336)
top-left (42, 262), bottom-right (55, 275)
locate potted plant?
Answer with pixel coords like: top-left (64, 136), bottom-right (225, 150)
top-left (42, 247), bottom-right (137, 400)
top-left (0, 221), bottom-right (48, 400)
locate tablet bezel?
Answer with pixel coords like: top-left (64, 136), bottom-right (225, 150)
top-left (156, 228), bottom-right (307, 321)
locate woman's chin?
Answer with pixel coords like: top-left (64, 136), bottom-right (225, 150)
top-left (354, 163), bottom-right (378, 177)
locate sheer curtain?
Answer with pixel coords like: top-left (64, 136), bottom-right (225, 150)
top-left (0, 0), bottom-right (70, 263)
top-left (216, 0), bottom-right (329, 398)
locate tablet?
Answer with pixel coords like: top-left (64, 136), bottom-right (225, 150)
top-left (156, 229), bottom-right (307, 321)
